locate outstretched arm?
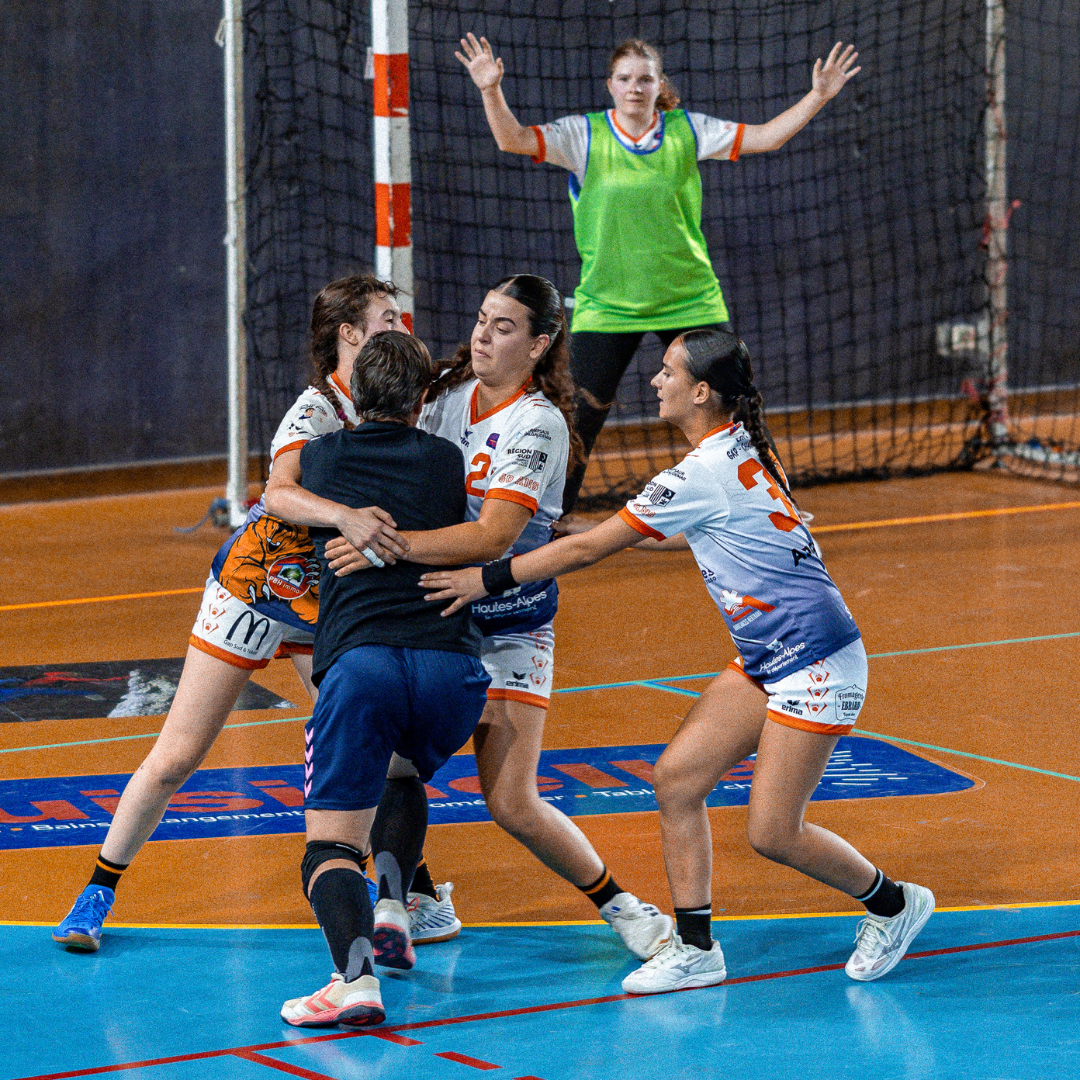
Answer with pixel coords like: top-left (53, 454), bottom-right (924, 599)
top-left (739, 42), bottom-right (860, 155)
top-left (455, 33), bottom-right (540, 157)
top-left (419, 513), bottom-right (643, 615)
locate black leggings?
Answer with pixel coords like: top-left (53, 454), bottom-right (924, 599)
top-left (563, 323), bottom-right (730, 513)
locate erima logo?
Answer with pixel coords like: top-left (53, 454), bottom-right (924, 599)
top-left (512, 671), bottom-right (527, 680)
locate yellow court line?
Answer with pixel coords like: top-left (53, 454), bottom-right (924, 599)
top-left (0, 587), bottom-right (203, 613)
top-left (813, 500), bottom-right (1080, 534)
top-left (3, 502), bottom-right (1077, 613)
top-left (6, 898), bottom-right (1079, 932)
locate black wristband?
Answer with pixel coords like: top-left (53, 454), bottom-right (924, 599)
top-left (481, 558), bottom-right (517, 596)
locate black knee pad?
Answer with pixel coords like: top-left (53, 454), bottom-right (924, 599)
top-left (300, 840), bottom-right (364, 896)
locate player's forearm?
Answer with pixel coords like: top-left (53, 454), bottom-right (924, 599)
top-left (480, 85), bottom-right (539, 156)
top-left (508, 529), bottom-right (620, 583)
top-left (740, 88), bottom-right (829, 154)
top-left (402, 520), bottom-right (516, 565)
top-left (264, 477), bottom-right (350, 531)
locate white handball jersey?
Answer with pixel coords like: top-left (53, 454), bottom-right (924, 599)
top-left (619, 422), bottom-right (861, 682)
top-left (531, 110), bottom-right (744, 188)
top-left (420, 378), bottom-right (569, 633)
top-left (269, 373), bottom-right (359, 465)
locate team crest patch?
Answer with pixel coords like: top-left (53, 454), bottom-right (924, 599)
top-left (836, 684), bottom-right (866, 721)
top-left (266, 557), bottom-right (318, 600)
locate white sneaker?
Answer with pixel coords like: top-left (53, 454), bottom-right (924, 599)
top-left (622, 935), bottom-right (727, 995)
top-left (280, 972), bottom-right (384, 1027)
top-left (372, 898), bottom-right (416, 970)
top-left (846, 881), bottom-right (935, 982)
top-left (599, 892), bottom-right (674, 960)
top-left (407, 882), bottom-right (462, 944)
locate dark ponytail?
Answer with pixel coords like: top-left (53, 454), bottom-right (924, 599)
top-left (679, 328), bottom-right (793, 500)
top-left (429, 274), bottom-right (585, 470)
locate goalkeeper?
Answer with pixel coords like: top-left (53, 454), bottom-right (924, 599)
top-left (457, 34), bottom-right (859, 512)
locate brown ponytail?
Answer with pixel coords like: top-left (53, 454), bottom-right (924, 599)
top-left (609, 39), bottom-right (681, 112)
top-left (308, 273), bottom-right (398, 428)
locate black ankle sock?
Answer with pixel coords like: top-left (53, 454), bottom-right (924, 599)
top-left (854, 869), bottom-right (906, 918)
top-left (674, 907), bottom-right (713, 951)
top-left (370, 777), bottom-right (428, 903)
top-left (409, 858), bottom-right (439, 901)
top-left (307, 866), bottom-right (375, 980)
top-left (579, 869), bottom-right (621, 910)
top-left (89, 854), bottom-right (128, 892)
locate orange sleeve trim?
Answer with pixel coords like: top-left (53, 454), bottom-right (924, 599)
top-left (730, 122), bottom-right (745, 161)
top-left (188, 634), bottom-right (269, 670)
top-left (485, 488), bottom-right (539, 514)
top-left (618, 506), bottom-right (665, 542)
top-left (487, 688), bottom-right (550, 710)
top-left (273, 439), bottom-right (308, 461)
top-left (726, 658), bottom-right (764, 690)
top-left (530, 125), bottom-right (546, 164)
top-left (273, 641), bottom-right (314, 659)
top-left (766, 708), bottom-right (851, 736)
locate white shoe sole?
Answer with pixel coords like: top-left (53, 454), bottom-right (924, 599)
top-left (622, 965), bottom-right (727, 995)
top-left (411, 921), bottom-right (461, 945)
top-left (846, 887), bottom-right (935, 982)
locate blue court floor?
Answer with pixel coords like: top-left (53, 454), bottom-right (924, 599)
top-left (5, 903), bottom-right (1078, 1080)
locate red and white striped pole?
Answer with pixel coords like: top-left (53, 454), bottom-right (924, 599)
top-left (372, 0), bottom-right (413, 331)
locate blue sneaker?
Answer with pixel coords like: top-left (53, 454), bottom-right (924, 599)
top-left (53, 886), bottom-right (114, 951)
top-left (365, 874), bottom-right (378, 905)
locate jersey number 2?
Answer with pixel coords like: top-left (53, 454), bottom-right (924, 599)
top-left (465, 453), bottom-right (491, 498)
top-left (737, 460), bottom-right (800, 532)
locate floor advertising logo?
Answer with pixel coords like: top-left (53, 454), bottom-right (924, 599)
top-left (0, 737), bottom-right (974, 850)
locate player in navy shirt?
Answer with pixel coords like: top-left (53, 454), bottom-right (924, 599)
top-left (270, 332), bottom-right (489, 1028)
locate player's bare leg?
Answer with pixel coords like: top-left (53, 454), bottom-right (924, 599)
top-left (474, 696), bottom-right (672, 958)
top-left (651, 668), bottom-right (767, 908)
top-left (473, 697), bottom-right (604, 884)
top-left (745, 720), bottom-right (876, 895)
top-left (99, 647), bottom-right (255, 863)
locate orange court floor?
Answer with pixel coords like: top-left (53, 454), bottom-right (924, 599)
top-left (1, 468), bottom-right (1079, 933)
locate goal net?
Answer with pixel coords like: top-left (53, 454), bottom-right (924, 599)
top-left (243, 0), bottom-right (1080, 503)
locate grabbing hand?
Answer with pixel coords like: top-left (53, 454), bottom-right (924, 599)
top-left (325, 535), bottom-right (377, 576)
top-left (812, 42), bottom-right (860, 101)
top-left (335, 506), bottom-right (408, 566)
top-left (418, 567), bottom-right (488, 616)
top-left (455, 33), bottom-right (504, 91)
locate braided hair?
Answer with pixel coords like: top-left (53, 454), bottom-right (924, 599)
top-left (309, 273), bottom-right (399, 428)
top-left (429, 274), bottom-right (585, 470)
top-left (678, 328), bottom-right (793, 500)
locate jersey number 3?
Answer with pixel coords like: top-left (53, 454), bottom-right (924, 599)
top-left (465, 453), bottom-right (491, 498)
top-left (737, 460), bottom-right (800, 532)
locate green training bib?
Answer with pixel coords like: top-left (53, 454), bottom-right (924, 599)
top-left (569, 109), bottom-right (729, 332)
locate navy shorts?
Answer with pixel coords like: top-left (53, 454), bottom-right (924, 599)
top-left (304, 645), bottom-right (490, 811)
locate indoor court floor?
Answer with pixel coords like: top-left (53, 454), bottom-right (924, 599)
top-left (2, 469), bottom-right (1079, 1079)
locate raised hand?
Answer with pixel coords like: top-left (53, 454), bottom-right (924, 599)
top-left (813, 42), bottom-right (860, 100)
top-left (455, 33), bottom-right (504, 91)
